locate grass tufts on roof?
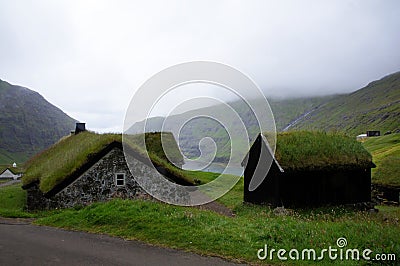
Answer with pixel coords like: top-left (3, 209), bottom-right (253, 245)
top-left (23, 131), bottom-right (187, 193)
top-left (128, 132), bottom-right (184, 167)
top-left (267, 131), bottom-right (373, 171)
top-left (23, 132), bottom-right (121, 192)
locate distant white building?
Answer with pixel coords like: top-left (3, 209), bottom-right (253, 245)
top-left (0, 168), bottom-right (21, 180)
top-left (356, 134), bottom-right (367, 140)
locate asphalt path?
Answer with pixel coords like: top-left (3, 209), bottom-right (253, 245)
top-left (0, 219), bottom-right (245, 266)
top-left (0, 179), bottom-right (21, 187)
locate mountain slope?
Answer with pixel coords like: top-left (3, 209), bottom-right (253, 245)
top-left (128, 95), bottom-right (333, 163)
top-left (129, 71), bottom-right (399, 164)
top-left (362, 133), bottom-right (400, 188)
top-left (290, 71), bottom-right (400, 134)
top-left (0, 79), bottom-right (76, 164)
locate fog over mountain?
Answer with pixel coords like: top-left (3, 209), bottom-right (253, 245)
top-left (1, 1), bottom-right (399, 132)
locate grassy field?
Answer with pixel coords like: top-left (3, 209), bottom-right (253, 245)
top-left (1, 180), bottom-right (399, 264)
top-left (362, 133), bottom-right (400, 187)
top-left (0, 183), bottom-right (33, 218)
top-left (2, 132), bottom-right (399, 264)
top-left (36, 199), bottom-right (399, 265)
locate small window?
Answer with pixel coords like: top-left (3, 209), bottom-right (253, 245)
top-left (115, 173), bottom-right (125, 186)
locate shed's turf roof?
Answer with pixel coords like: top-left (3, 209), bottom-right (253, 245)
top-left (22, 131), bottom-right (187, 193)
top-left (264, 131), bottom-right (373, 172)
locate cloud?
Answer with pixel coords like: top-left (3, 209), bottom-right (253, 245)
top-left (0, 0), bottom-right (399, 132)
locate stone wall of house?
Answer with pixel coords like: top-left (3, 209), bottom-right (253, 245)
top-left (26, 147), bottom-right (190, 210)
top-left (26, 183), bottom-right (48, 210)
top-left (124, 154), bottom-right (190, 206)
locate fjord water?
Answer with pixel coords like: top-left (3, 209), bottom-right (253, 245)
top-left (183, 160), bottom-right (244, 176)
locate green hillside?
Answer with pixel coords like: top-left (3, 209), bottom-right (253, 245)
top-left (291, 71), bottom-right (400, 134)
top-left (269, 96), bottom-right (338, 130)
top-left (129, 96), bottom-right (333, 163)
top-left (0, 79), bottom-right (76, 164)
top-left (362, 133), bottom-right (400, 188)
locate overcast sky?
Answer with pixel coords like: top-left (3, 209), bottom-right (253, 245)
top-left (0, 0), bottom-right (399, 132)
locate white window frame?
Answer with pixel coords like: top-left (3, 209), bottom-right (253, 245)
top-left (115, 173), bottom-right (126, 187)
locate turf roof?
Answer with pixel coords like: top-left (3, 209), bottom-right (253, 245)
top-left (22, 131), bottom-right (186, 193)
top-left (263, 131), bottom-right (374, 172)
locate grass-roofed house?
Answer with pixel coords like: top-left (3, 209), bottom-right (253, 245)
top-left (0, 168), bottom-right (21, 180)
top-left (242, 131), bottom-right (375, 207)
top-left (22, 131), bottom-right (189, 210)
top-left (0, 166), bottom-right (22, 180)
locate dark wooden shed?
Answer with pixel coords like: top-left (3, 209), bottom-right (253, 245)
top-left (367, 131), bottom-right (381, 137)
top-left (242, 131), bottom-right (375, 207)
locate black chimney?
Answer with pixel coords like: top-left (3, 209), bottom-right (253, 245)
top-left (75, 123), bottom-right (86, 135)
